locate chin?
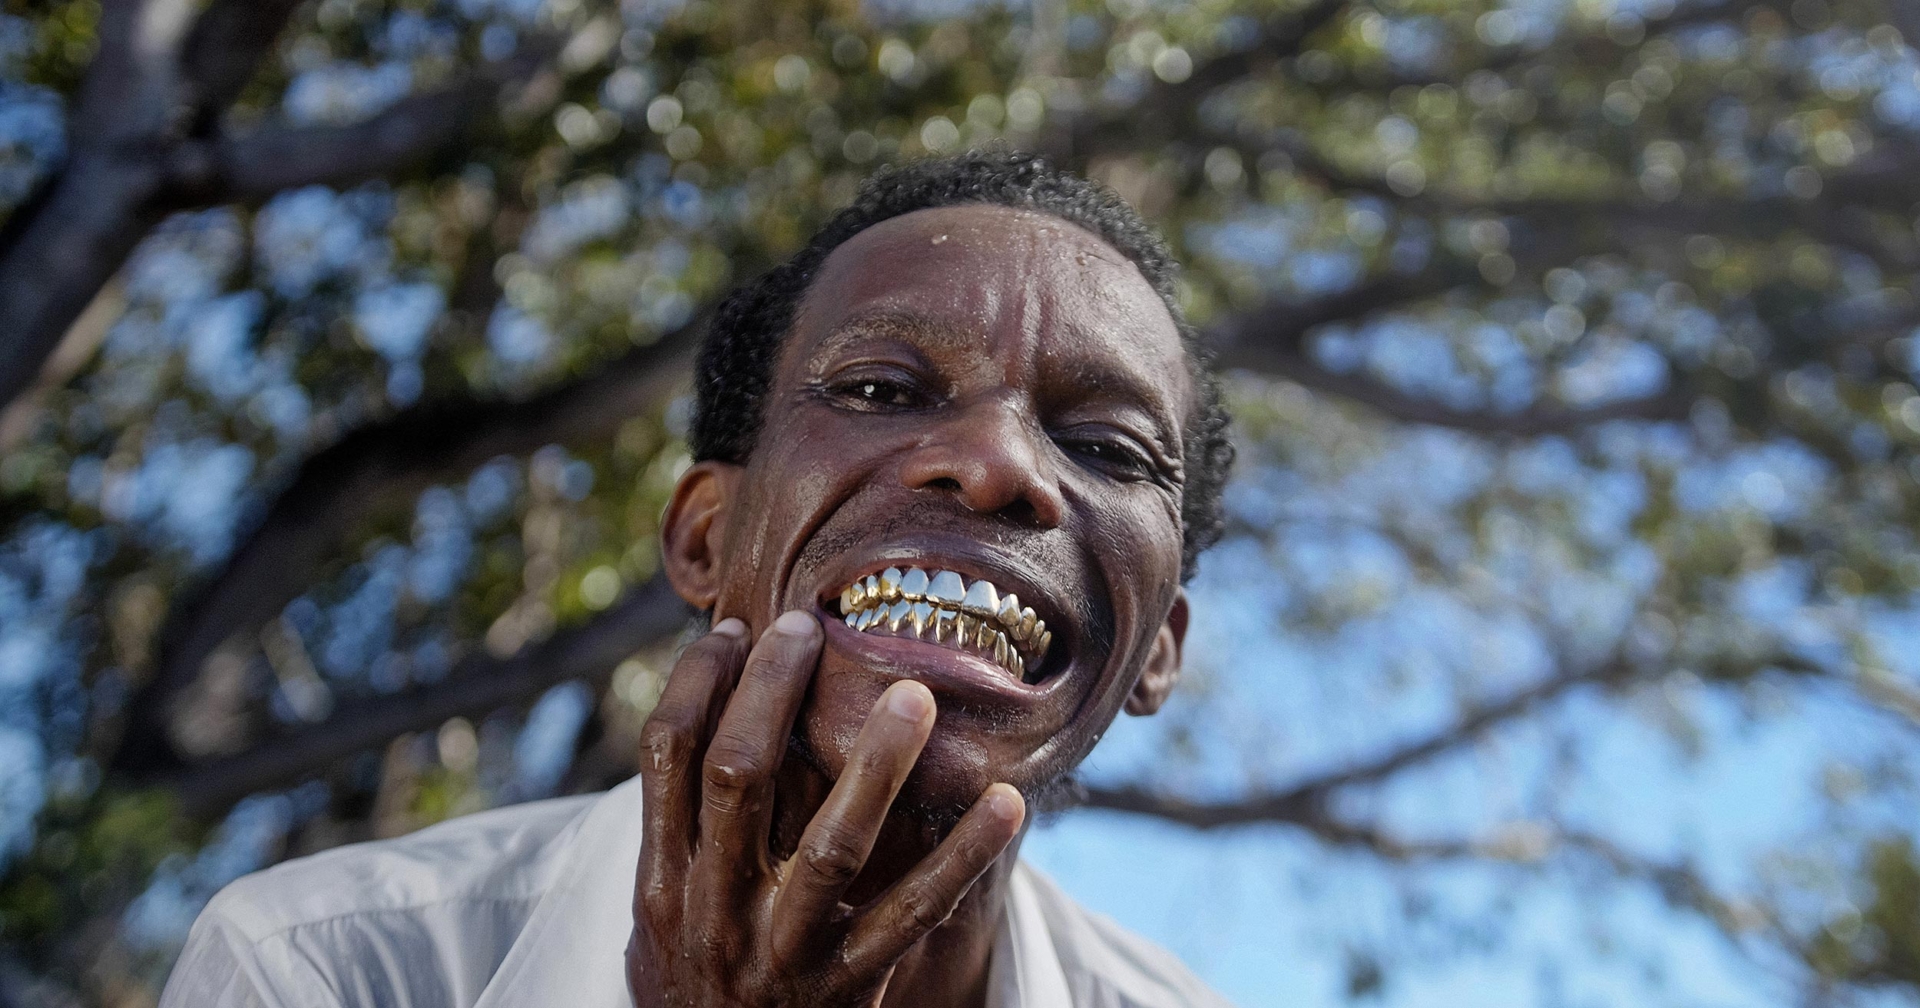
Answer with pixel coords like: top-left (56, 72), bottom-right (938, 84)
top-left (789, 681), bottom-right (1033, 829)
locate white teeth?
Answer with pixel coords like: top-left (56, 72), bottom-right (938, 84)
top-left (833, 566), bottom-right (1052, 681)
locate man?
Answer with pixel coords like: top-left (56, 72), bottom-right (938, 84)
top-left (160, 151), bottom-right (1238, 1008)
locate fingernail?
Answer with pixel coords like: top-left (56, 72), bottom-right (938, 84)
top-left (986, 785), bottom-right (1022, 822)
top-left (886, 681), bottom-right (932, 719)
top-left (712, 617), bottom-right (746, 637)
top-left (774, 610), bottom-right (817, 636)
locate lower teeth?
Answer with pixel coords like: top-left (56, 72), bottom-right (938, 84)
top-left (842, 601), bottom-right (1039, 681)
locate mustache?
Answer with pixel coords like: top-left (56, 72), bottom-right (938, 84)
top-left (800, 496), bottom-right (1115, 653)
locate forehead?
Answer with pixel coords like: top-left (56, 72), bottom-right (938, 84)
top-left (792, 204), bottom-right (1192, 420)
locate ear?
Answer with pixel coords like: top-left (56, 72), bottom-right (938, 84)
top-left (1125, 588), bottom-right (1187, 716)
top-left (659, 460), bottom-right (742, 612)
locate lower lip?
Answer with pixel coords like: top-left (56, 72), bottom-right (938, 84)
top-left (817, 608), bottom-right (1055, 702)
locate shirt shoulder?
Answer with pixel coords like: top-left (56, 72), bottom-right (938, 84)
top-left (205, 791), bottom-right (598, 941)
top-left (166, 792), bottom-right (601, 1008)
top-left (1016, 862), bottom-right (1238, 1008)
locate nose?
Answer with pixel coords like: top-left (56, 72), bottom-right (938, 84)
top-left (897, 398), bottom-right (1066, 528)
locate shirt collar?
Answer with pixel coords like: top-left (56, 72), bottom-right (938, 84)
top-left (472, 774), bottom-right (646, 1008)
top-left (470, 775), bottom-right (1071, 1007)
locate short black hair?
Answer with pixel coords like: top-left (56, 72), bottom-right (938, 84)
top-left (690, 150), bottom-right (1233, 581)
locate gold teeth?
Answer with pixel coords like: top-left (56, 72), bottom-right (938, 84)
top-left (833, 565), bottom-right (1047, 680)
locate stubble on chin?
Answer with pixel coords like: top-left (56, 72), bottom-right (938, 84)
top-left (780, 727), bottom-right (1084, 840)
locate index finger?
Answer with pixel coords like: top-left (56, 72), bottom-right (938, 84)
top-left (689, 610), bottom-right (822, 917)
top-left (635, 619), bottom-right (749, 885)
top-left (842, 783), bottom-right (1024, 973)
top-left (770, 679), bottom-right (936, 957)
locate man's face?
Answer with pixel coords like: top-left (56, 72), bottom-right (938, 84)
top-left (681, 203), bottom-right (1193, 815)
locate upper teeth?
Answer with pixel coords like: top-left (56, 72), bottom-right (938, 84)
top-left (836, 566), bottom-right (1052, 682)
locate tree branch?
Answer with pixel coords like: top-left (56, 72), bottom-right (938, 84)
top-left (170, 58), bottom-right (539, 204)
top-left (1081, 782), bottom-right (1746, 924)
top-left (0, 154), bottom-right (170, 412)
top-left (112, 327), bottom-right (699, 776)
top-left (0, 0), bottom-right (272, 413)
top-left (1890, 1), bottom-right (1920, 57)
top-left (1039, 0), bottom-right (1351, 162)
top-left (1080, 654), bottom-right (1634, 830)
top-left (175, 0), bottom-right (306, 132)
top-left (154, 572), bottom-right (693, 819)
top-left (1203, 273), bottom-right (1696, 434)
top-left (0, 0), bottom-right (550, 413)
top-left (1486, 191), bottom-right (1920, 272)
top-left (1206, 266), bottom-right (1475, 360)
top-left (1348, 0), bottom-right (1785, 91)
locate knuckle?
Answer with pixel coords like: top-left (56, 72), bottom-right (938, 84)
top-left (701, 745), bottom-right (764, 793)
top-left (899, 891), bottom-right (950, 933)
top-left (683, 631), bottom-right (744, 665)
top-left (842, 743), bottom-right (900, 780)
top-left (695, 929), bottom-right (736, 966)
top-left (745, 640), bottom-right (810, 679)
top-left (950, 839), bottom-right (994, 869)
top-left (637, 720), bottom-right (692, 774)
top-left (639, 880), bottom-right (677, 920)
top-left (799, 840), bottom-right (863, 886)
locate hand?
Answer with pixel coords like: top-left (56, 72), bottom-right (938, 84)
top-left (627, 611), bottom-right (1027, 1008)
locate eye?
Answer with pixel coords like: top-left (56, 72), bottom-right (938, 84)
top-left (826, 372), bottom-right (931, 410)
top-left (1061, 436), bottom-right (1156, 480)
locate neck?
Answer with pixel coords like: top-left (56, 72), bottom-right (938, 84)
top-left (772, 759), bottom-right (1025, 1008)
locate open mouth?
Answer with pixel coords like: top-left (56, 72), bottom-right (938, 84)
top-left (829, 566), bottom-right (1055, 685)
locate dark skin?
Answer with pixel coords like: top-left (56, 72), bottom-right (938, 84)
top-left (630, 204), bottom-right (1196, 1008)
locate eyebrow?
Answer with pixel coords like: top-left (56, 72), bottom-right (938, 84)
top-left (1057, 357), bottom-right (1185, 458)
top-left (812, 311), bottom-right (968, 358)
top-left (814, 310), bottom-right (1186, 455)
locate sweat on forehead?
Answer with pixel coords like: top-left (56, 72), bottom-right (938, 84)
top-left (797, 206), bottom-right (1179, 346)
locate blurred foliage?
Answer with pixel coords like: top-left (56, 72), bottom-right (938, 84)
top-left (5, 0), bottom-right (1920, 1003)
top-left (1811, 836), bottom-right (1920, 988)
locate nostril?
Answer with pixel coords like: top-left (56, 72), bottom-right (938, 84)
top-left (997, 498), bottom-right (1041, 526)
top-left (927, 477), bottom-right (963, 492)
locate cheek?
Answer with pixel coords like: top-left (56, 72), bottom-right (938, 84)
top-left (1076, 487), bottom-right (1184, 662)
top-left (722, 417), bottom-right (892, 610)
top-left (1079, 485), bottom-right (1184, 589)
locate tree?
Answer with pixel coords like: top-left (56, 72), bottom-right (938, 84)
top-left (5, 0), bottom-right (1920, 1003)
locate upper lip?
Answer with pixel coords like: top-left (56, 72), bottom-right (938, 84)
top-left (811, 536), bottom-right (1075, 664)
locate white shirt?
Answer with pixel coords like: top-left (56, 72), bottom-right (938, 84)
top-left (159, 775), bottom-right (1235, 1007)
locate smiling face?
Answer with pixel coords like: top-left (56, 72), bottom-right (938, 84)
top-left (663, 203), bottom-right (1194, 817)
